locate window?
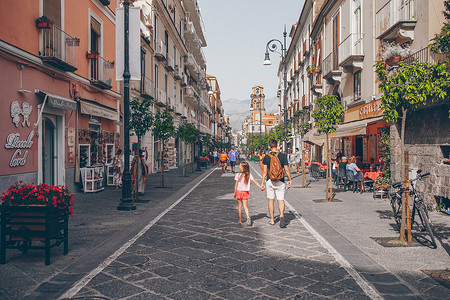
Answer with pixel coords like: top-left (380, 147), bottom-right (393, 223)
top-left (140, 48), bottom-right (146, 92)
top-left (90, 16), bottom-right (102, 80)
top-left (155, 64), bottom-right (159, 94)
top-left (43, 0), bottom-right (61, 28)
top-left (332, 10), bottom-right (340, 70)
top-left (154, 16), bottom-right (158, 48)
top-left (173, 83), bottom-right (177, 103)
top-left (164, 30), bottom-right (169, 55)
top-left (354, 71), bottom-right (361, 101)
top-left (354, 0), bottom-right (361, 37)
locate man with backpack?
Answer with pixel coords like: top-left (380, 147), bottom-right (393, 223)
top-left (261, 139), bottom-right (292, 228)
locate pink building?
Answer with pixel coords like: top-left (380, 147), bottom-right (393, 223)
top-left (0, 0), bottom-right (120, 193)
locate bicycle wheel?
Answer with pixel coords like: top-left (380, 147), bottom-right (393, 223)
top-left (416, 204), bottom-right (437, 249)
top-left (390, 194), bottom-right (402, 230)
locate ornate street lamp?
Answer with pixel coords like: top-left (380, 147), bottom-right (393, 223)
top-left (117, 0), bottom-right (136, 211)
top-left (264, 26), bottom-right (288, 151)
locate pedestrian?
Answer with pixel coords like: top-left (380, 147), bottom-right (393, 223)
top-left (258, 149), bottom-right (266, 174)
top-left (228, 146), bottom-right (239, 173)
top-left (213, 148), bottom-right (218, 165)
top-left (131, 149), bottom-right (148, 195)
top-left (295, 148), bottom-right (301, 173)
top-left (220, 150), bottom-right (229, 174)
top-left (261, 139), bottom-right (292, 228)
top-left (234, 161), bottom-right (264, 226)
top-left (113, 149), bottom-right (123, 189)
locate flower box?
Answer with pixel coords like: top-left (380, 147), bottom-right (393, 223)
top-left (37, 21), bottom-right (52, 29)
top-left (86, 52), bottom-right (98, 59)
top-left (0, 182), bottom-right (74, 265)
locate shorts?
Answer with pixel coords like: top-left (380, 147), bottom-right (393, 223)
top-left (266, 179), bottom-right (286, 200)
top-left (221, 160), bottom-right (227, 165)
top-left (230, 160), bottom-right (236, 167)
top-left (214, 157), bottom-right (218, 162)
top-left (235, 190), bottom-right (250, 200)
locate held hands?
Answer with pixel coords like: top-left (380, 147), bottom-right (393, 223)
top-left (261, 183), bottom-right (266, 191)
top-left (287, 180), bottom-right (292, 189)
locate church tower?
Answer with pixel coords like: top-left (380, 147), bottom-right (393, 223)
top-left (250, 85), bottom-right (265, 122)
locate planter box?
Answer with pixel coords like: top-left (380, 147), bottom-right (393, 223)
top-left (37, 21), bottom-right (52, 29)
top-left (86, 53), bottom-right (98, 59)
top-left (1, 205), bottom-right (69, 265)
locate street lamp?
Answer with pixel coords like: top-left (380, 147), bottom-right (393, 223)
top-left (195, 74), bottom-right (212, 171)
top-left (117, 0), bottom-right (136, 211)
top-left (264, 26), bottom-right (288, 152)
top-left (250, 107), bottom-right (254, 154)
top-left (259, 93), bottom-right (262, 150)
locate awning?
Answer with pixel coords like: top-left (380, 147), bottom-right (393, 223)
top-left (303, 128), bottom-right (326, 146)
top-left (35, 90), bottom-right (77, 111)
top-left (329, 116), bottom-right (384, 138)
top-left (80, 100), bottom-right (118, 121)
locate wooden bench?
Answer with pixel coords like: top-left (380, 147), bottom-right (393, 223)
top-left (1, 205), bottom-right (68, 265)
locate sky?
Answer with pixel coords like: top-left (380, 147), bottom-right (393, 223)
top-left (200, 0), bottom-right (305, 101)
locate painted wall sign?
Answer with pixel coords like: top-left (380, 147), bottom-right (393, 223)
top-left (359, 100), bottom-right (381, 119)
top-left (6, 101), bottom-right (35, 167)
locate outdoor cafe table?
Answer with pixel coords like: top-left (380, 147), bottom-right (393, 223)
top-left (364, 171), bottom-right (383, 182)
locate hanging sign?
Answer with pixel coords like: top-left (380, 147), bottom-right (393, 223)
top-left (6, 101), bottom-right (35, 167)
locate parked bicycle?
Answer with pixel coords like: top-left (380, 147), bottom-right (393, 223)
top-left (389, 170), bottom-right (437, 248)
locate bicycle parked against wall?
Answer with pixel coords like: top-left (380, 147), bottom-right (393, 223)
top-left (389, 170), bottom-right (437, 249)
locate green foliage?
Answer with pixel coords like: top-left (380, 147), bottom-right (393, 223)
top-left (267, 122), bottom-right (292, 144)
top-left (312, 95), bottom-right (344, 135)
top-left (176, 123), bottom-right (198, 144)
top-left (129, 97), bottom-right (153, 140)
top-left (152, 109), bottom-right (175, 142)
top-left (292, 109), bottom-right (311, 137)
top-left (202, 135), bottom-right (212, 149)
top-left (379, 127), bottom-right (391, 179)
top-left (430, 0), bottom-right (450, 54)
top-left (375, 60), bottom-right (450, 123)
top-left (247, 134), bottom-right (269, 150)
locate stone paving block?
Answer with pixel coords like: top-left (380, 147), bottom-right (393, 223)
top-left (91, 279), bottom-right (145, 298)
top-left (167, 288), bottom-right (213, 300)
top-left (126, 291), bottom-right (168, 300)
top-left (254, 268), bottom-right (294, 281)
top-left (279, 275), bottom-right (318, 289)
top-left (151, 265), bottom-right (189, 277)
top-left (259, 283), bottom-right (303, 298)
top-left (305, 281), bottom-right (349, 297)
top-left (136, 277), bottom-right (185, 294)
top-left (191, 275), bottom-right (237, 293)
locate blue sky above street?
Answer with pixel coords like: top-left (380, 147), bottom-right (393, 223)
top-left (201, 0), bottom-right (305, 101)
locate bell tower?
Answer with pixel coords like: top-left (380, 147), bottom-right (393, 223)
top-left (251, 85), bottom-right (265, 122)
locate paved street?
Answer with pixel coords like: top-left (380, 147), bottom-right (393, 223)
top-left (1, 161), bottom-right (449, 299)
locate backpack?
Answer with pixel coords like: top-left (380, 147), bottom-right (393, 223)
top-left (268, 153), bottom-right (284, 181)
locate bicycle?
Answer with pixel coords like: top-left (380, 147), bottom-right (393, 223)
top-left (389, 170), bottom-right (437, 249)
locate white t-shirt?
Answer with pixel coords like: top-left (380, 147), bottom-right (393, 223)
top-left (235, 173), bottom-right (254, 191)
top-left (213, 151), bottom-right (218, 157)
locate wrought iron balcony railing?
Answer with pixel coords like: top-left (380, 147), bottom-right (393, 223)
top-left (89, 54), bottom-right (114, 89)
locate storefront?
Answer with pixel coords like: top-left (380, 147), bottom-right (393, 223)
top-left (330, 99), bottom-right (389, 164)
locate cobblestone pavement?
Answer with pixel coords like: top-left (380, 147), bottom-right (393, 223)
top-left (66, 168), bottom-right (375, 300)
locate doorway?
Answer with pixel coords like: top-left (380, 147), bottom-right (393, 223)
top-left (355, 136), bottom-right (363, 160)
top-left (42, 117), bottom-right (56, 185)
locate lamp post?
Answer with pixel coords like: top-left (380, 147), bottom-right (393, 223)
top-left (117, 0), bottom-right (136, 211)
top-left (195, 89), bottom-right (201, 171)
top-left (264, 26), bottom-right (288, 152)
top-left (259, 93), bottom-right (262, 150)
top-left (250, 107), bottom-right (254, 154)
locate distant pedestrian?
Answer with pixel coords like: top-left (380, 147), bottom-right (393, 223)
top-left (213, 148), bottom-right (218, 165)
top-left (295, 148), bottom-right (301, 173)
top-left (220, 150), bottom-right (229, 174)
top-left (228, 146), bottom-right (239, 173)
top-left (113, 149), bottom-right (123, 189)
top-left (261, 139), bottom-right (292, 228)
top-left (258, 149), bottom-right (266, 174)
top-left (234, 161), bottom-right (264, 226)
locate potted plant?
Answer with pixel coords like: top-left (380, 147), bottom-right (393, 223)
top-left (307, 65), bottom-right (321, 76)
top-left (36, 16), bottom-right (53, 29)
top-left (381, 42), bottom-right (411, 66)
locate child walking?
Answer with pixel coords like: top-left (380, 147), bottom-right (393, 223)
top-left (234, 161), bottom-right (264, 226)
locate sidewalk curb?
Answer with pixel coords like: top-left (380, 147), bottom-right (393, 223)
top-left (23, 168), bottom-right (217, 300)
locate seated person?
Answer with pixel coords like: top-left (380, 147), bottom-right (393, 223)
top-left (346, 156), bottom-right (362, 177)
top-left (369, 158), bottom-right (377, 171)
top-left (338, 156), bottom-right (348, 171)
top-left (377, 156), bottom-right (385, 172)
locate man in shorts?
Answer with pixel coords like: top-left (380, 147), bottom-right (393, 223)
top-left (228, 146), bottom-right (239, 173)
top-left (261, 139), bottom-right (292, 228)
top-left (213, 148), bottom-right (218, 165)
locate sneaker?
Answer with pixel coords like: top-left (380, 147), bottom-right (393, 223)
top-left (246, 217), bottom-right (252, 226)
top-left (279, 217), bottom-right (286, 228)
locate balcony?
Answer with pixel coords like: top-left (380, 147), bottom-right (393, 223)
top-left (184, 21), bottom-right (197, 43)
top-left (184, 52), bottom-right (199, 75)
top-left (39, 24), bottom-right (78, 72)
top-left (140, 76), bottom-right (155, 99)
top-left (184, 86), bottom-right (198, 107)
top-left (155, 40), bottom-right (166, 61)
top-left (175, 102), bottom-right (183, 115)
top-left (165, 53), bottom-right (174, 72)
top-left (339, 33), bottom-right (364, 72)
top-left (181, 73), bottom-right (188, 86)
top-left (89, 54), bottom-right (114, 89)
top-left (401, 46), bottom-right (450, 66)
top-left (174, 66), bottom-right (182, 80)
top-left (181, 106), bottom-right (188, 119)
top-left (167, 96), bottom-right (175, 111)
top-left (376, 0), bottom-right (416, 42)
top-left (303, 39), bottom-right (310, 57)
top-left (323, 53), bottom-right (341, 83)
top-left (156, 90), bottom-right (167, 107)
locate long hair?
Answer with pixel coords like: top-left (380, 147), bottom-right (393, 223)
top-left (240, 161), bottom-right (250, 185)
top-left (259, 149), bottom-right (266, 156)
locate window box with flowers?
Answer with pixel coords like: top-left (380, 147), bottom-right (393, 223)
top-left (0, 182), bottom-right (74, 265)
top-left (36, 16), bottom-right (53, 29)
top-left (86, 52), bottom-right (99, 59)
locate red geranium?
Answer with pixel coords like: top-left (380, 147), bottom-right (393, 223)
top-left (0, 181), bottom-right (74, 216)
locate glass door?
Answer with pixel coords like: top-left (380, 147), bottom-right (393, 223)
top-left (42, 118), bottom-right (56, 185)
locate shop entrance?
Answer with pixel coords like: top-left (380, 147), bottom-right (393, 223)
top-left (42, 117), bottom-right (56, 185)
top-left (355, 136), bottom-right (363, 160)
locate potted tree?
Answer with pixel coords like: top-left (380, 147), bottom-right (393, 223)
top-left (36, 16), bottom-right (53, 29)
top-left (152, 109), bottom-right (175, 187)
top-left (381, 42), bottom-right (411, 66)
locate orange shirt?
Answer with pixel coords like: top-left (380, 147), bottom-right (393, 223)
top-left (220, 153), bottom-right (228, 161)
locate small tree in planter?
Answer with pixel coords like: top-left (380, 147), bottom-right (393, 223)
top-left (375, 59), bottom-right (450, 244)
top-left (130, 97), bottom-right (153, 144)
top-left (312, 95), bottom-right (344, 202)
top-left (152, 109), bottom-right (175, 187)
top-left (176, 123), bottom-right (199, 172)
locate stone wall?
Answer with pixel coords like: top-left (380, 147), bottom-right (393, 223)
top-left (391, 104), bottom-right (450, 207)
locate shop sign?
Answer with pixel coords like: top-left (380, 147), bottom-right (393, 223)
top-left (359, 100), bottom-right (382, 119)
top-left (6, 101), bottom-right (35, 167)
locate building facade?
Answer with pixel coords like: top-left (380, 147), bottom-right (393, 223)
top-left (280, 0), bottom-right (447, 205)
top-left (0, 0), bottom-right (120, 193)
